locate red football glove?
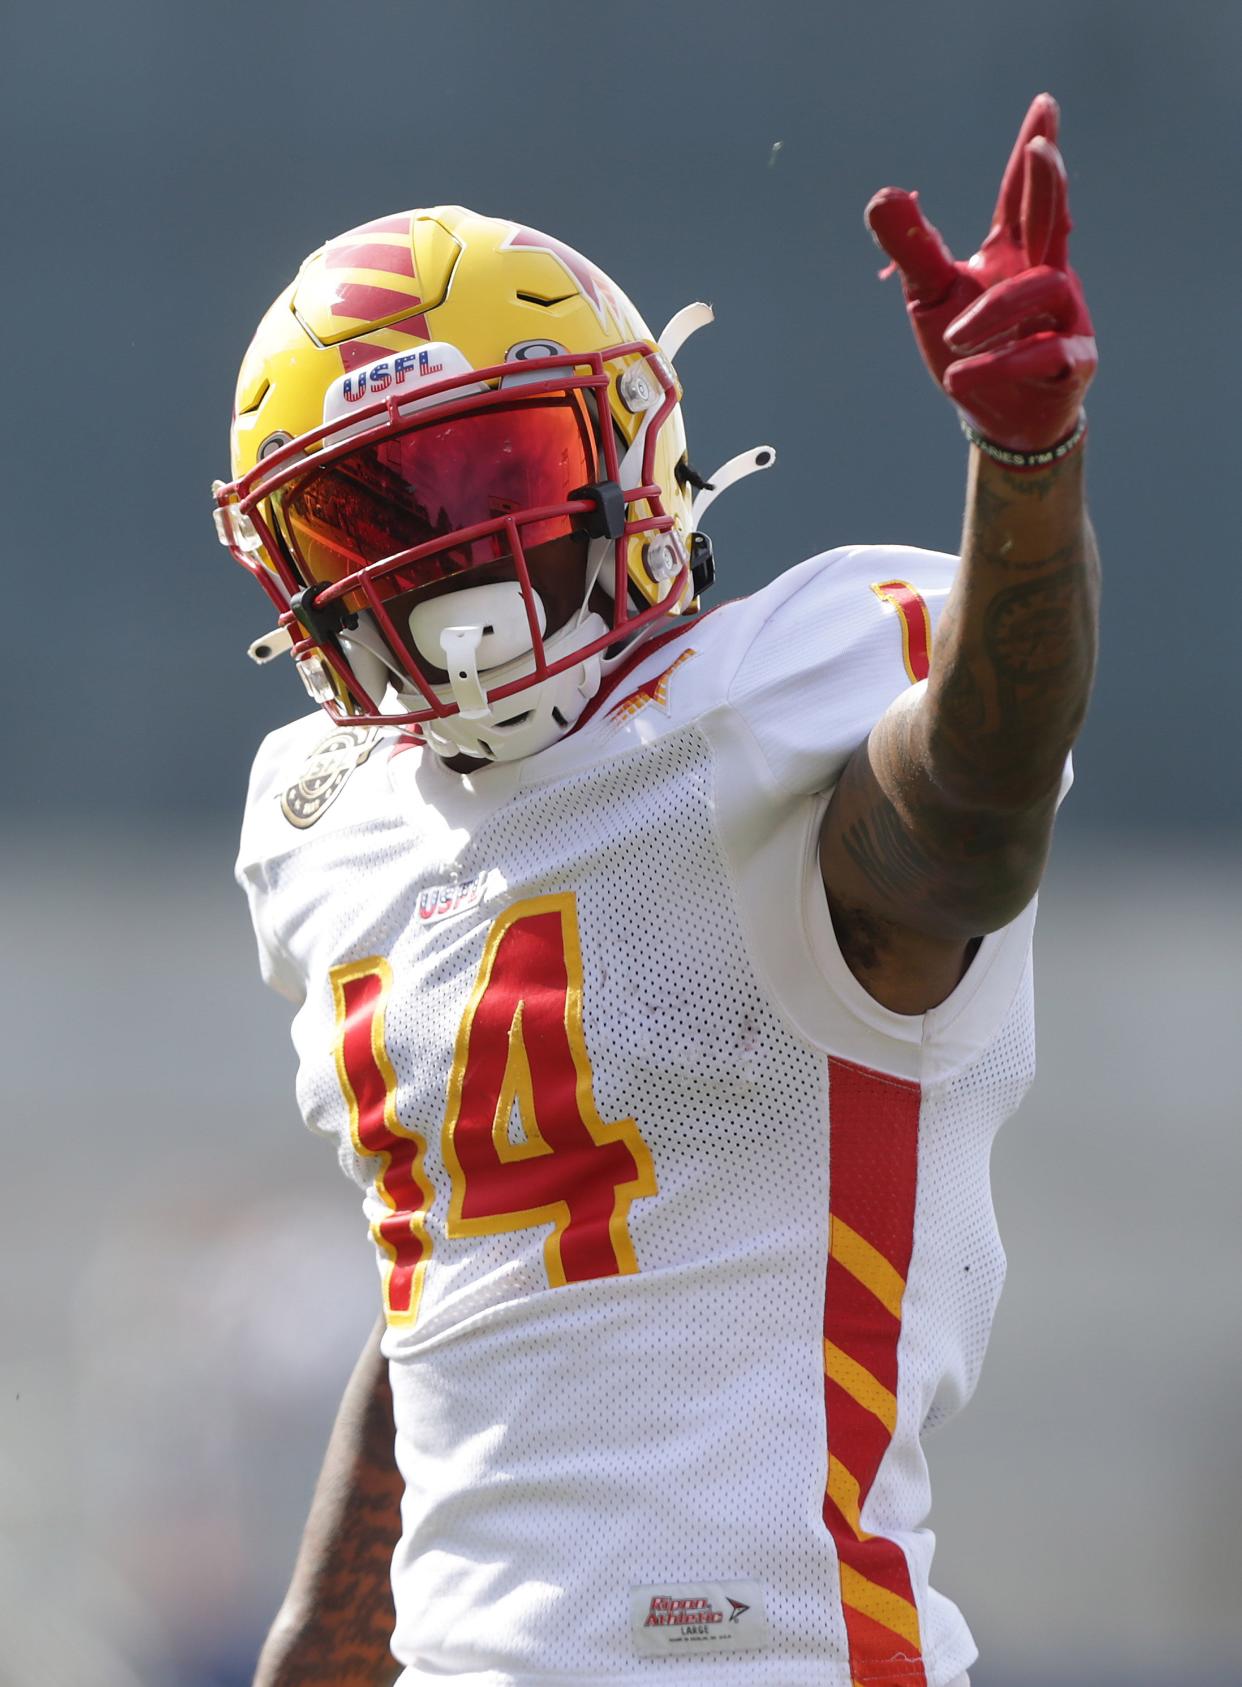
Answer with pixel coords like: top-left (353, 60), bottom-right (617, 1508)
top-left (865, 93), bottom-right (1096, 454)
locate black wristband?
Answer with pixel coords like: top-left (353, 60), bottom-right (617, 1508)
top-left (960, 413), bottom-right (1087, 470)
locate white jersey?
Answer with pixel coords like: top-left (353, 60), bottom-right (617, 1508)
top-left (238, 546), bottom-right (1054, 1687)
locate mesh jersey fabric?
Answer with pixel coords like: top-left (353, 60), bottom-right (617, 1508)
top-left (236, 546), bottom-right (1051, 1686)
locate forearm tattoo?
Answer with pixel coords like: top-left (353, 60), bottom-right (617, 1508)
top-left (257, 1349), bottom-right (402, 1686)
top-left (824, 452), bottom-right (1098, 959)
top-left (930, 455), bottom-right (1098, 807)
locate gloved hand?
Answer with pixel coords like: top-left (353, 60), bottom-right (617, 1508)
top-left (865, 93), bottom-right (1096, 456)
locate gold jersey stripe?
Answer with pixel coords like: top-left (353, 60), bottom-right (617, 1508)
top-left (839, 1562), bottom-right (921, 1650)
top-left (827, 1454), bottom-right (872, 1541)
top-left (830, 1215), bottom-right (907, 1320)
top-left (824, 1339), bottom-right (898, 1434)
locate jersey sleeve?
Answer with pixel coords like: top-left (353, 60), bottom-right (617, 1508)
top-left (710, 544), bottom-right (1073, 1085)
top-left (726, 544), bottom-right (959, 798)
top-left (234, 716), bottom-right (322, 1005)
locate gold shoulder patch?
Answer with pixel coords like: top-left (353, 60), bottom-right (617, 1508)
top-left (280, 726), bottom-right (381, 829)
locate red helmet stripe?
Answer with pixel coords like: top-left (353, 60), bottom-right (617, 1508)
top-left (330, 281), bottom-right (427, 325)
top-left (324, 241), bottom-right (417, 279)
top-left (333, 212), bottom-right (413, 239)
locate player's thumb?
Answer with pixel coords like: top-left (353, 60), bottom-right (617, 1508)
top-left (865, 189), bottom-right (958, 306)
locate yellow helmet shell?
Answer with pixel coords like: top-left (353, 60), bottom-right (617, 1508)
top-left (229, 206), bottom-right (694, 615)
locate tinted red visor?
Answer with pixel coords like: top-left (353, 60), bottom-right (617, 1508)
top-left (276, 393), bottom-right (598, 600)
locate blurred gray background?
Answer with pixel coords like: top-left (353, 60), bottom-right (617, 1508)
top-left (2, 1), bottom-right (1238, 1683)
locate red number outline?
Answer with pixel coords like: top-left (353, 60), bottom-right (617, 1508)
top-left (331, 957), bottom-right (435, 1326)
top-left (441, 893), bottom-right (657, 1287)
top-left (870, 579), bottom-right (933, 683)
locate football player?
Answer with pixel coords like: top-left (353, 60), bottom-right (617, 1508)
top-left (217, 93), bottom-right (1097, 1687)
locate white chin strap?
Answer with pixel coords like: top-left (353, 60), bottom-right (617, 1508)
top-left (408, 581), bottom-right (546, 717)
top-left (402, 580), bottom-right (606, 764)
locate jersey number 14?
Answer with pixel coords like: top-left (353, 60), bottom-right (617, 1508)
top-left (331, 893), bottom-right (657, 1326)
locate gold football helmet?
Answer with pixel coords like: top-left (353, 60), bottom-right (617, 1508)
top-left (214, 205), bottom-right (772, 761)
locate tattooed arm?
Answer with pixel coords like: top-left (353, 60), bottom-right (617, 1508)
top-left (253, 1318), bottom-right (402, 1687)
top-left (819, 447), bottom-right (1098, 1013)
top-left (820, 95), bottom-right (1099, 1011)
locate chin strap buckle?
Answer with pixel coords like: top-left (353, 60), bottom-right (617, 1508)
top-left (289, 582), bottom-right (358, 646)
top-left (689, 532), bottom-right (715, 597)
top-left (569, 479), bottom-right (627, 542)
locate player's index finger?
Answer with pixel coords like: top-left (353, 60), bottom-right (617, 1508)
top-left (1020, 137), bottom-right (1068, 267)
top-left (1026, 137), bottom-right (1072, 270)
top-left (993, 93), bottom-right (1060, 238)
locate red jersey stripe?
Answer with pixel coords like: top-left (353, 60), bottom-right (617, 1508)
top-left (823, 1055), bottom-right (926, 1683)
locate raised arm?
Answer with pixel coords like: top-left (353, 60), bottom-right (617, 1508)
top-left (254, 1318), bottom-right (402, 1687)
top-left (819, 95), bottom-right (1099, 1014)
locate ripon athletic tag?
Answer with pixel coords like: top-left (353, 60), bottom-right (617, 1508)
top-left (630, 1581), bottom-right (769, 1656)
